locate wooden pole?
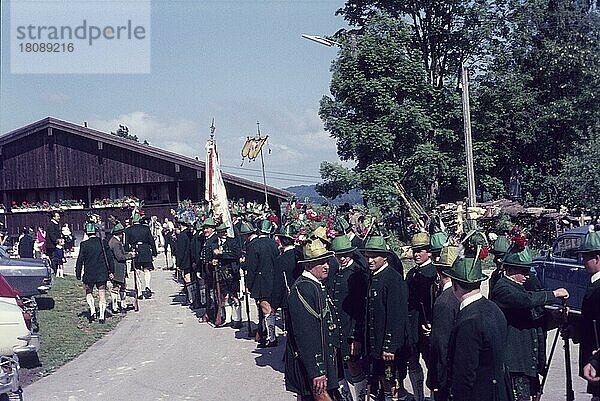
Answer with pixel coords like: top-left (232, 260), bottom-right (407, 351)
top-left (460, 63), bottom-right (477, 208)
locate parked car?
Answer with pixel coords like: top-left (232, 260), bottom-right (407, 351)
top-left (0, 247), bottom-right (52, 298)
top-left (0, 354), bottom-right (20, 401)
top-left (533, 225), bottom-right (592, 313)
top-left (0, 274), bottom-right (40, 359)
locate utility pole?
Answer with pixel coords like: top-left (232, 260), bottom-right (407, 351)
top-left (460, 63), bottom-right (477, 207)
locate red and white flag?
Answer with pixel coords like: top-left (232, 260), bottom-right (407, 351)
top-left (205, 139), bottom-right (234, 237)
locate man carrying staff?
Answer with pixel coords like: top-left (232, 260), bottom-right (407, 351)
top-left (362, 235), bottom-right (408, 401)
top-left (212, 222), bottom-right (243, 327)
top-left (491, 235), bottom-right (569, 401)
top-left (576, 231), bottom-right (600, 400)
top-left (285, 238), bottom-right (340, 401)
top-left (176, 218), bottom-right (199, 308)
top-left (125, 210), bottom-right (157, 299)
top-left (199, 217), bottom-right (219, 323)
top-left (76, 223), bottom-right (114, 323)
top-left (108, 222), bottom-right (136, 314)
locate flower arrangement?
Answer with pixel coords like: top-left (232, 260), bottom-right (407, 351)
top-left (10, 199), bottom-right (85, 212)
top-left (92, 196), bottom-right (139, 209)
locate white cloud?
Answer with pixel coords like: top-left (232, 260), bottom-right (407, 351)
top-left (89, 110), bottom-right (343, 188)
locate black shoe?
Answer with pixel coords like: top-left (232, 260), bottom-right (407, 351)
top-left (87, 313), bottom-right (96, 323)
top-left (99, 318), bottom-right (105, 324)
top-left (257, 339), bottom-right (278, 349)
top-left (144, 287), bottom-right (153, 299)
top-left (231, 320), bottom-right (242, 329)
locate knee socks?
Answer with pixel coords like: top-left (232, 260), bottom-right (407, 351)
top-left (86, 293), bottom-right (96, 316)
top-left (98, 291), bottom-right (107, 320)
top-left (144, 270), bottom-right (152, 290)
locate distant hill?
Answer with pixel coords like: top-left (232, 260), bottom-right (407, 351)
top-left (285, 185), bottom-right (363, 205)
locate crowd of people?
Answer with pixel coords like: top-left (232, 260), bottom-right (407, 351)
top-left (6, 202), bottom-right (600, 401)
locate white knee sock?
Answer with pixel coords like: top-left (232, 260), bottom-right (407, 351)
top-left (233, 303), bottom-right (242, 322)
top-left (144, 270), bottom-right (152, 289)
top-left (111, 291), bottom-right (119, 311)
top-left (99, 291), bottom-right (107, 320)
top-left (86, 294), bottom-right (96, 316)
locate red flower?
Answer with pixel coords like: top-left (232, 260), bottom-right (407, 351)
top-left (512, 234), bottom-right (528, 250)
top-left (479, 246), bottom-right (489, 260)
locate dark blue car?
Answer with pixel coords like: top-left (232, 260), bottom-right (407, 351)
top-left (533, 225), bottom-right (592, 313)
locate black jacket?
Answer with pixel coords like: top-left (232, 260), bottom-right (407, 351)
top-left (108, 236), bottom-right (134, 283)
top-left (330, 260), bottom-right (368, 358)
top-left (285, 274), bottom-right (339, 396)
top-left (406, 260), bottom-right (437, 346)
top-left (45, 220), bottom-right (61, 254)
top-left (274, 246), bottom-right (300, 309)
top-left (579, 278), bottom-right (600, 377)
top-left (245, 235), bottom-right (280, 301)
top-left (448, 296), bottom-right (511, 401)
top-left (491, 275), bottom-right (557, 377)
top-left (18, 234), bottom-right (34, 259)
top-left (365, 264), bottom-right (408, 358)
top-left (75, 236), bottom-right (114, 284)
top-left (175, 229), bottom-right (193, 271)
top-left (429, 285), bottom-right (459, 392)
top-left (124, 223), bottom-right (157, 264)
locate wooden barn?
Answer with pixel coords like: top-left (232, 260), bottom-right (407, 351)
top-left (0, 117), bottom-right (291, 234)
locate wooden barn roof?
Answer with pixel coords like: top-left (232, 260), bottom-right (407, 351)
top-left (0, 117), bottom-right (292, 199)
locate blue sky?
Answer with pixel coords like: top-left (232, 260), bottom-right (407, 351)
top-left (0, 0), bottom-right (348, 188)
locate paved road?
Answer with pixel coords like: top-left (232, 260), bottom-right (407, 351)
top-left (23, 254), bottom-right (590, 400)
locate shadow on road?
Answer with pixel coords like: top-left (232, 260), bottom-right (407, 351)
top-left (252, 335), bottom-right (286, 374)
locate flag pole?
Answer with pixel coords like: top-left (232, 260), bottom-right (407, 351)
top-left (257, 121), bottom-right (269, 207)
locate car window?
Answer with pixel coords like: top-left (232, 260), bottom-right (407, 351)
top-left (553, 236), bottom-right (582, 259)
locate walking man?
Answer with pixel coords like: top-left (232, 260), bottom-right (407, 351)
top-left (76, 223), bottom-right (114, 323)
top-left (125, 211), bottom-right (157, 299)
top-left (108, 223), bottom-right (136, 314)
top-left (46, 211), bottom-right (62, 273)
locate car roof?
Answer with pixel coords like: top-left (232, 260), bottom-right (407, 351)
top-left (560, 225), bottom-right (592, 236)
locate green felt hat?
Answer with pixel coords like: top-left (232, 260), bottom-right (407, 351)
top-left (491, 235), bottom-right (511, 256)
top-left (299, 238), bottom-right (334, 264)
top-left (434, 246), bottom-right (459, 270)
top-left (202, 217), bottom-right (217, 228)
top-left (276, 224), bottom-right (296, 240)
top-left (239, 221), bottom-right (256, 235)
top-left (258, 219), bottom-right (273, 234)
top-left (445, 256), bottom-right (488, 283)
top-left (411, 232), bottom-right (431, 250)
top-left (84, 222), bottom-right (97, 234)
top-left (577, 231), bottom-right (600, 253)
top-left (111, 223), bottom-right (125, 235)
top-left (334, 217), bottom-right (351, 234)
top-left (330, 235), bottom-right (356, 255)
top-left (361, 235), bottom-right (392, 255)
top-left (216, 222), bottom-right (228, 232)
top-left (132, 210), bottom-right (142, 223)
top-left (501, 244), bottom-right (533, 269)
top-left (430, 232), bottom-right (449, 253)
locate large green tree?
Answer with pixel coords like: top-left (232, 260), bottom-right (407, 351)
top-left (318, 13), bottom-right (464, 211)
top-left (473, 0), bottom-right (600, 206)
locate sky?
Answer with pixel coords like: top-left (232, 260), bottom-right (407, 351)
top-left (0, 0), bottom-right (349, 188)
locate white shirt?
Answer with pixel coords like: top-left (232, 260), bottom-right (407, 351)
top-left (459, 292), bottom-right (483, 311)
top-left (419, 259), bottom-right (433, 268)
top-left (372, 262), bottom-right (389, 276)
top-left (442, 281), bottom-right (452, 292)
top-left (302, 270), bottom-right (323, 286)
top-left (592, 270), bottom-right (600, 284)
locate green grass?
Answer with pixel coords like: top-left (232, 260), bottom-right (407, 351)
top-left (24, 276), bottom-right (122, 382)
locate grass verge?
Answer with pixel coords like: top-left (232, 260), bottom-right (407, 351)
top-left (21, 275), bottom-right (122, 386)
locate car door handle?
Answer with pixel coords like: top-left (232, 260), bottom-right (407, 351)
top-left (570, 268), bottom-right (579, 272)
